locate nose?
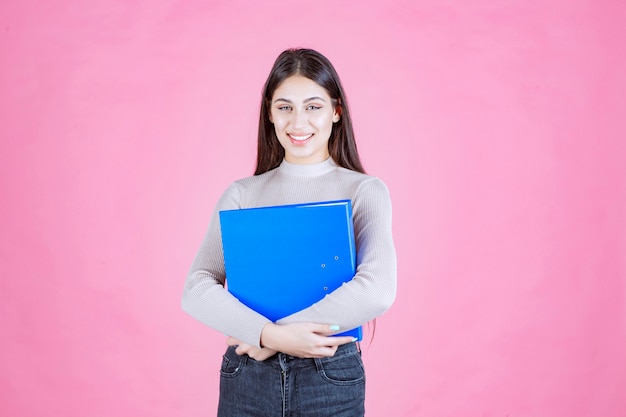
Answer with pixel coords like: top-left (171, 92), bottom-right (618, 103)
top-left (292, 109), bottom-right (308, 130)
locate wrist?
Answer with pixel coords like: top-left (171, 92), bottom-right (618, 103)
top-left (260, 322), bottom-right (280, 349)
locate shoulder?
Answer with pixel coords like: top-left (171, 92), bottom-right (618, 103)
top-left (227, 168), bottom-right (279, 197)
top-left (340, 171), bottom-right (392, 221)
top-left (233, 168), bottom-right (278, 188)
top-left (357, 175), bottom-right (391, 197)
top-left (334, 167), bottom-right (391, 199)
top-left (215, 168), bottom-right (279, 210)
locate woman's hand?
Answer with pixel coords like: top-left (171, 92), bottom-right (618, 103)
top-left (260, 322), bottom-right (356, 358)
top-left (226, 337), bottom-right (277, 361)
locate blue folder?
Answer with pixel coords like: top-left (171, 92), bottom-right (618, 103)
top-left (219, 199), bottom-right (362, 340)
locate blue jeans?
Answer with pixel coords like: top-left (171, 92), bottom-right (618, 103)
top-left (217, 342), bottom-right (365, 417)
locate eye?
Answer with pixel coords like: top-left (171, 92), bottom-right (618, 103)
top-left (277, 105), bottom-right (292, 111)
top-left (306, 105), bottom-right (322, 110)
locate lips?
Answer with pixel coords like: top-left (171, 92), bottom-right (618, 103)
top-left (289, 133), bottom-right (313, 141)
top-left (288, 133), bottom-right (313, 144)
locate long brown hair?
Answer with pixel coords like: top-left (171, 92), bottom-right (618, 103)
top-left (254, 48), bottom-right (365, 175)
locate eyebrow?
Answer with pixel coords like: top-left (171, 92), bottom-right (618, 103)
top-left (273, 96), bottom-right (327, 104)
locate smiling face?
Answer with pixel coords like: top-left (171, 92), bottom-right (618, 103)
top-left (269, 75), bottom-right (341, 165)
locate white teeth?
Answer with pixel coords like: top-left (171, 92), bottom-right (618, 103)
top-left (289, 134), bottom-right (313, 141)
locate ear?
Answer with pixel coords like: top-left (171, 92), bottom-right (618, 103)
top-left (333, 105), bottom-right (342, 123)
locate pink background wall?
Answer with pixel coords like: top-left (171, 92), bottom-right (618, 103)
top-left (1, 1), bottom-right (625, 416)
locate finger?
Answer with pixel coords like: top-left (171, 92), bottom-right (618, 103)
top-left (248, 348), bottom-right (277, 362)
top-left (235, 345), bottom-right (248, 356)
top-left (315, 324), bottom-right (359, 340)
top-left (321, 335), bottom-right (357, 347)
top-left (305, 345), bottom-right (337, 358)
top-left (235, 342), bottom-right (254, 356)
top-left (226, 337), bottom-right (241, 346)
top-left (313, 324), bottom-right (344, 336)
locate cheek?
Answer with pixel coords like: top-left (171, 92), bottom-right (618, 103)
top-left (273, 121), bottom-right (290, 141)
top-left (273, 120), bottom-right (287, 135)
top-left (313, 113), bottom-right (334, 130)
top-left (271, 114), bottom-right (288, 130)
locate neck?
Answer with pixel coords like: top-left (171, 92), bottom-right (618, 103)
top-left (278, 157), bottom-right (337, 177)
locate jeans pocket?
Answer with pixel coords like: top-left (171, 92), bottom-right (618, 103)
top-left (219, 347), bottom-right (246, 378)
top-left (317, 351), bottom-right (365, 386)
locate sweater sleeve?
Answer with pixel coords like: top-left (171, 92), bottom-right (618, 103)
top-left (181, 183), bottom-right (272, 347)
top-left (276, 177), bottom-right (397, 332)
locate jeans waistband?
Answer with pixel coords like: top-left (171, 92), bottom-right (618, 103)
top-left (263, 341), bottom-right (360, 369)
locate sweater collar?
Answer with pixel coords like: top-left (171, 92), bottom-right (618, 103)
top-left (278, 157), bottom-right (337, 177)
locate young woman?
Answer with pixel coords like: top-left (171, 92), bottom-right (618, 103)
top-left (182, 48), bottom-right (397, 417)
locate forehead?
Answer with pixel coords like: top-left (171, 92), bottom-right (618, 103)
top-left (272, 76), bottom-right (331, 101)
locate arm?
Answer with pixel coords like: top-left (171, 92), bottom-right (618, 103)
top-left (227, 323), bottom-right (355, 360)
top-left (275, 178), bottom-right (397, 332)
top-left (181, 183), bottom-right (272, 347)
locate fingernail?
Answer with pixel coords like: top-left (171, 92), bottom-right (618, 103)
top-left (351, 337), bottom-right (358, 342)
top-left (329, 325), bottom-right (340, 331)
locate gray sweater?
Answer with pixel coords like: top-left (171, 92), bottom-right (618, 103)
top-left (182, 157), bottom-right (397, 347)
